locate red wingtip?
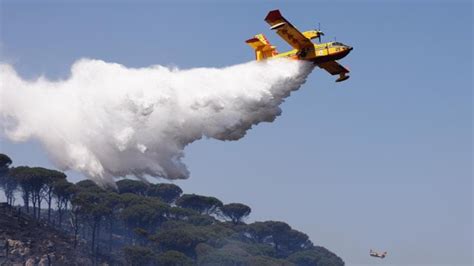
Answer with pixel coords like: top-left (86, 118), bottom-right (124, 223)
top-left (264, 9), bottom-right (282, 23)
top-left (245, 37), bottom-right (259, 43)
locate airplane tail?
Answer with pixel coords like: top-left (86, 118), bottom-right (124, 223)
top-left (246, 34), bottom-right (278, 61)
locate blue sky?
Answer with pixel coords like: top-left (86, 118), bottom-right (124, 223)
top-left (0, 1), bottom-right (472, 265)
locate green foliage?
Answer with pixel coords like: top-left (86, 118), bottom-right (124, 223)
top-left (103, 191), bottom-right (123, 210)
top-left (245, 221), bottom-right (313, 257)
top-left (167, 206), bottom-right (198, 220)
top-left (0, 154), bottom-right (15, 204)
top-left (120, 201), bottom-right (168, 230)
top-left (147, 183), bottom-right (183, 203)
top-left (0, 153), bottom-right (12, 170)
top-left (0, 174), bottom-right (17, 201)
top-left (10, 166), bottom-right (53, 217)
top-left (288, 250), bottom-right (321, 266)
top-left (239, 242), bottom-right (277, 258)
top-left (176, 193), bottom-right (223, 215)
top-left (44, 169), bottom-right (67, 183)
top-left (221, 203), bottom-right (251, 224)
top-left (197, 247), bottom-right (249, 266)
top-left (53, 179), bottom-right (74, 196)
top-left (155, 251), bottom-right (193, 266)
top-left (74, 191), bottom-right (111, 220)
top-left (0, 154), bottom-right (344, 265)
top-left (160, 220), bottom-right (190, 230)
top-left (203, 224), bottom-right (236, 246)
top-left (187, 215), bottom-right (216, 226)
top-left (134, 227), bottom-right (148, 237)
top-left (116, 179), bottom-right (149, 195)
top-left (152, 227), bottom-right (208, 255)
top-left (247, 256), bottom-right (295, 266)
top-left (288, 247), bottom-right (344, 266)
top-left (197, 243), bottom-right (294, 266)
top-left (152, 223), bottom-right (233, 256)
top-left (194, 242), bottom-right (214, 258)
top-left (11, 166), bottom-right (48, 191)
top-left (119, 192), bottom-right (148, 207)
top-left (123, 245), bottom-right (156, 266)
top-left (75, 179), bottom-right (103, 193)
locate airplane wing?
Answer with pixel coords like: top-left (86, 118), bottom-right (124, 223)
top-left (264, 10), bottom-right (314, 50)
top-left (318, 61), bottom-right (350, 75)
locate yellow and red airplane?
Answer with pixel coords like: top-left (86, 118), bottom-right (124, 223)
top-left (246, 10), bottom-right (353, 82)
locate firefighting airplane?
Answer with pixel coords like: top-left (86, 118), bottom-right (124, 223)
top-left (370, 249), bottom-right (388, 259)
top-left (246, 10), bottom-right (353, 82)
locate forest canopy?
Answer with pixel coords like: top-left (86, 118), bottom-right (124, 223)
top-left (0, 153), bottom-right (344, 265)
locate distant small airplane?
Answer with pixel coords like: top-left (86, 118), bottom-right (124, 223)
top-left (246, 9), bottom-right (353, 82)
top-left (370, 249), bottom-right (388, 259)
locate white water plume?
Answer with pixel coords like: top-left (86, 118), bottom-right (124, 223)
top-left (0, 58), bottom-right (313, 185)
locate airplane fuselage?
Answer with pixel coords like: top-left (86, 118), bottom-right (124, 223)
top-left (272, 41), bottom-right (353, 64)
top-left (370, 251), bottom-right (387, 259)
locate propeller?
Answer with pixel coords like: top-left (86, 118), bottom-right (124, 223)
top-left (317, 23), bottom-right (324, 43)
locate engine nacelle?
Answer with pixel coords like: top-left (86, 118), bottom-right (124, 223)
top-left (302, 30), bottom-right (324, 40)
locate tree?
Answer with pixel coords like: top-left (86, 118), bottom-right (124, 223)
top-left (118, 192), bottom-right (151, 208)
top-left (76, 179), bottom-right (102, 192)
top-left (152, 223), bottom-right (234, 257)
top-left (277, 229), bottom-right (312, 255)
top-left (0, 174), bottom-right (17, 205)
top-left (116, 179), bottom-right (149, 195)
top-left (176, 194), bottom-right (223, 215)
top-left (10, 166), bottom-right (49, 219)
top-left (69, 189), bottom-right (83, 249)
top-left (147, 183), bottom-right (183, 203)
top-left (166, 206), bottom-right (199, 221)
top-left (247, 221), bottom-right (290, 243)
top-left (42, 169), bottom-right (67, 223)
top-left (0, 154), bottom-right (12, 169)
top-left (0, 154), bottom-right (16, 205)
top-left (288, 247), bottom-right (345, 266)
top-left (246, 221), bottom-right (312, 257)
top-left (123, 245), bottom-right (156, 266)
top-left (28, 167), bottom-right (50, 219)
top-left (11, 166), bottom-right (32, 213)
top-left (221, 203), bottom-right (251, 224)
top-left (80, 191), bottom-right (110, 254)
top-left (196, 243), bottom-right (248, 265)
top-left (0, 156), bottom-right (347, 265)
top-left (102, 192), bottom-right (123, 251)
top-left (156, 251), bottom-right (193, 266)
top-left (247, 256), bottom-right (294, 266)
top-left (120, 200), bottom-right (168, 239)
top-left (70, 189), bottom-right (112, 257)
top-left (53, 179), bottom-right (75, 227)
top-left (152, 227), bottom-right (207, 256)
top-left (187, 215), bottom-right (216, 226)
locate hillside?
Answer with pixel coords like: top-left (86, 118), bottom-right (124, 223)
top-left (0, 203), bottom-right (92, 265)
top-left (0, 153), bottom-right (345, 265)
